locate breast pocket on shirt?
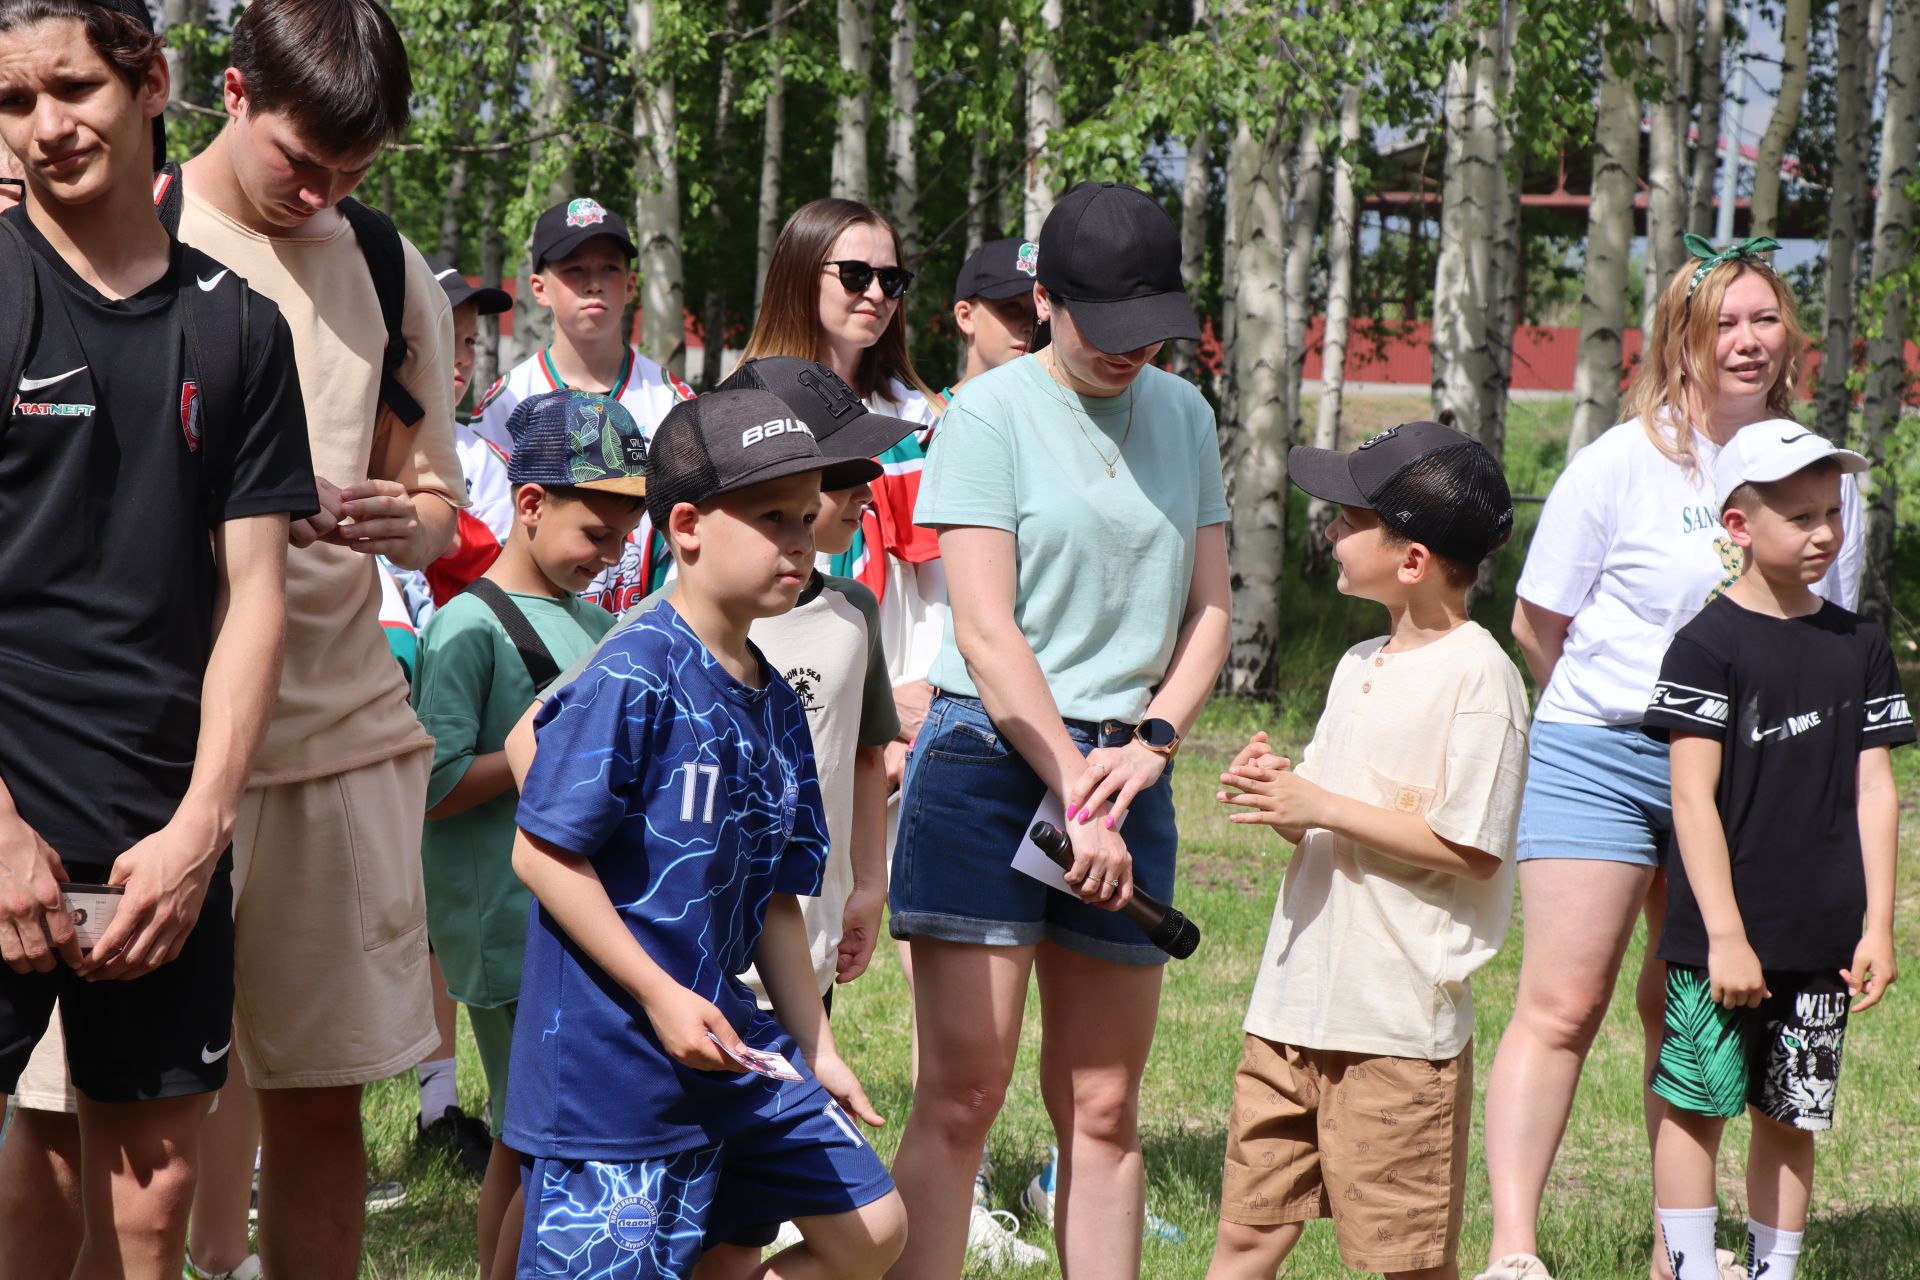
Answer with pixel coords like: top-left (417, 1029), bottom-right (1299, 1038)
top-left (1362, 763), bottom-right (1437, 818)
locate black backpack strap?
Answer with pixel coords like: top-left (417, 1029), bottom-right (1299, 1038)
top-left (0, 214), bottom-right (34, 450)
top-left (153, 162), bottom-right (185, 236)
top-left (464, 578), bottom-right (562, 689)
top-left (338, 198), bottom-right (425, 428)
top-left (177, 247), bottom-right (252, 519)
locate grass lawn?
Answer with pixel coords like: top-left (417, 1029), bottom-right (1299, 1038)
top-left (356, 392), bottom-right (1920, 1276)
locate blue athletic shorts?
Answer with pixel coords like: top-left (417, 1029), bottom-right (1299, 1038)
top-left (888, 692), bottom-right (1178, 966)
top-left (1514, 720), bottom-right (1672, 867)
top-left (517, 1095), bottom-right (894, 1277)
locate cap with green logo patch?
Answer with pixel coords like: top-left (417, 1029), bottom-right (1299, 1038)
top-left (530, 196), bottom-right (638, 271)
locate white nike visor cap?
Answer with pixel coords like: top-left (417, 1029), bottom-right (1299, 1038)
top-left (1713, 420), bottom-right (1870, 512)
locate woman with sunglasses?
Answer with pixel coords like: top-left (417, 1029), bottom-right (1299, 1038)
top-left (885, 181), bottom-right (1231, 1279)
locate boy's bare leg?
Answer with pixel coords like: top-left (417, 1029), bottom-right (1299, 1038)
top-left (72, 1094), bottom-right (205, 1280)
top-left (188, 1069), bottom-right (259, 1273)
top-left (1205, 1219), bottom-right (1304, 1280)
top-left (1637, 877), bottom-right (1674, 1280)
top-left (477, 1139), bottom-right (519, 1276)
top-left (0, 1106), bottom-right (83, 1280)
top-left (692, 1242), bottom-right (761, 1280)
top-left (256, 1084), bottom-right (366, 1280)
top-left (1390, 1265), bottom-right (1459, 1280)
top-left (487, 1185), bottom-right (523, 1280)
top-left (763, 1193), bottom-right (908, 1279)
top-left (1746, 1113), bottom-right (1814, 1231)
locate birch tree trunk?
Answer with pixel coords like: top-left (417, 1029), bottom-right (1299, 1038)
top-left (832, 0), bottom-right (874, 201)
top-left (631, 0), bottom-right (685, 376)
top-left (1481, 0), bottom-right (1522, 467)
top-left (513, 23), bottom-right (576, 362)
top-left (1749, 0), bottom-right (1812, 239)
top-left (1687, 0), bottom-right (1726, 236)
top-left (1166, 124), bottom-right (1211, 381)
top-left (1023, 0), bottom-right (1064, 239)
top-left (1221, 116), bottom-right (1288, 695)
top-left (1643, 0), bottom-right (1691, 326)
top-left (1430, 11), bottom-right (1501, 441)
top-left (1281, 117), bottom-right (1325, 448)
top-left (1569, 6), bottom-right (1643, 455)
top-left (964, 126), bottom-right (990, 256)
top-left (1858, 0), bottom-right (1920, 625)
top-left (477, 160), bottom-right (506, 395)
top-left (1304, 83), bottom-right (1363, 571)
top-left (756, 0), bottom-right (791, 307)
top-left (704, 0), bottom-right (744, 388)
top-left (886, 0), bottom-right (919, 257)
top-left (1817, 0), bottom-right (1873, 441)
top-left (161, 0), bottom-right (208, 112)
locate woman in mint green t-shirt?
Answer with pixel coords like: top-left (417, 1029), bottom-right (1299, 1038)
top-left (886, 181), bottom-right (1232, 1279)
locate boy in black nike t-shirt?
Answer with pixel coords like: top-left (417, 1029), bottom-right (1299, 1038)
top-left (1641, 430), bottom-right (1910, 1280)
top-left (0, 2), bottom-right (313, 1277)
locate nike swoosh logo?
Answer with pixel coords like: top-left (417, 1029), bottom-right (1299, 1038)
top-left (200, 1039), bottom-right (231, 1064)
top-left (1750, 725), bottom-right (1786, 743)
top-left (1868, 706), bottom-right (1894, 723)
top-left (197, 270), bottom-right (229, 292)
top-left (1780, 432), bottom-right (1814, 444)
top-left (433, 267), bottom-right (459, 281)
top-left (18, 365), bottom-right (86, 392)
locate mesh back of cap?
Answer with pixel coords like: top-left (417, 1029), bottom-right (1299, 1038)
top-left (715, 362), bottom-right (769, 395)
top-left (645, 401), bottom-right (721, 530)
top-left (1371, 444), bottom-right (1514, 565)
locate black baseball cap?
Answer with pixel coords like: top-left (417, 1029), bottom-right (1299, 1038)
top-left (1036, 181), bottom-right (1198, 354)
top-left (717, 358), bottom-right (916, 489)
top-left (1289, 421), bottom-right (1515, 565)
top-left (530, 197), bottom-right (638, 271)
top-left (425, 256), bottom-right (511, 316)
top-left (86, 0), bottom-right (166, 169)
top-left (953, 237), bottom-right (1040, 305)
top-left (645, 389), bottom-right (839, 530)
top-left (506, 390), bottom-right (649, 497)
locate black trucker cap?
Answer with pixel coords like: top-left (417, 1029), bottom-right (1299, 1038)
top-left (1036, 181), bottom-right (1198, 354)
top-left (1289, 421), bottom-right (1515, 566)
top-left (86, 0), bottom-right (166, 169)
top-left (717, 357), bottom-right (916, 489)
top-left (646, 389), bottom-right (848, 530)
top-left (953, 237), bottom-right (1040, 305)
top-left (425, 256), bottom-right (512, 316)
top-left (530, 196), bottom-right (638, 270)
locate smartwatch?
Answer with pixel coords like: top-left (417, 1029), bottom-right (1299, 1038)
top-left (1134, 717), bottom-right (1181, 759)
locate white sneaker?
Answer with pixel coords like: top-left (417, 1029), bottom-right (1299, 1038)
top-left (1715, 1247), bottom-right (1749, 1280)
top-left (767, 1221), bottom-right (804, 1253)
top-left (1473, 1255), bottom-right (1555, 1280)
top-left (183, 1254), bottom-right (262, 1280)
top-left (966, 1205), bottom-right (1046, 1267)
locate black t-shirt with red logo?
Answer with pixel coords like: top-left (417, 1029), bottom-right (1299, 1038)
top-left (1643, 593), bottom-right (1915, 970)
top-left (0, 209), bottom-right (314, 866)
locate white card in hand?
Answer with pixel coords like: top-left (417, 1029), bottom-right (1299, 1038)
top-left (1011, 794), bottom-right (1073, 893)
top-left (60, 884), bottom-right (123, 950)
top-left (707, 1031), bottom-right (804, 1081)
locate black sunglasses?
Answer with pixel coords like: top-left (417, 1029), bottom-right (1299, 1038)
top-left (824, 260), bottom-right (914, 299)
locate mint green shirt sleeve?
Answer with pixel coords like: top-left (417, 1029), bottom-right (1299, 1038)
top-left (415, 600), bottom-right (498, 810)
top-left (1193, 392), bottom-right (1229, 527)
top-left (915, 403), bottom-right (1017, 532)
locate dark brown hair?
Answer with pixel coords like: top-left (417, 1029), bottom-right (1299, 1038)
top-left (0, 0), bottom-right (164, 93)
top-left (230, 0), bottom-right (411, 158)
top-left (740, 198), bottom-right (936, 403)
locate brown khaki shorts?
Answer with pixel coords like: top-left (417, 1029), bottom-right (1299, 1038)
top-left (1219, 1034), bottom-right (1471, 1273)
top-left (232, 749), bottom-right (437, 1088)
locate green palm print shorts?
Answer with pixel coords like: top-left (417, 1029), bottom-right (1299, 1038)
top-left (1650, 964), bottom-right (1850, 1132)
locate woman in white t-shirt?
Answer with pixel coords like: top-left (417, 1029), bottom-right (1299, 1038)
top-left (1476, 243), bottom-right (1863, 1280)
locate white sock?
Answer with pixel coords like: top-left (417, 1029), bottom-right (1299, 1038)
top-left (416, 1056), bottom-right (457, 1121)
top-left (1747, 1220), bottom-right (1803, 1280)
top-left (1657, 1206), bottom-right (1722, 1280)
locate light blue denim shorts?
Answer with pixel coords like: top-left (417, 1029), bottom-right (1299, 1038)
top-left (1513, 720), bottom-right (1672, 867)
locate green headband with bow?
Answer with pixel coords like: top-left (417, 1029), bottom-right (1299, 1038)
top-left (1684, 233), bottom-right (1780, 299)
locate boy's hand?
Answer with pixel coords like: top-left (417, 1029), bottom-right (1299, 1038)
top-left (1218, 755), bottom-right (1324, 832)
top-left (642, 985), bottom-right (750, 1073)
top-left (836, 885), bottom-right (884, 983)
top-left (1228, 731), bottom-right (1283, 775)
top-left (1707, 938), bottom-right (1770, 1008)
top-left (809, 1049), bottom-right (885, 1127)
top-left (81, 821), bottom-right (219, 980)
top-left (0, 815), bottom-right (81, 974)
top-left (1842, 930), bottom-right (1898, 1013)
top-left (329, 480), bottom-right (425, 560)
top-left (289, 475), bottom-right (346, 549)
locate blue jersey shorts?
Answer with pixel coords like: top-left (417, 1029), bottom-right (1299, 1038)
top-left (518, 1094), bottom-right (895, 1277)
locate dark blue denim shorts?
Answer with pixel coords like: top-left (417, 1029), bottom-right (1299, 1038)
top-left (887, 693), bottom-right (1178, 966)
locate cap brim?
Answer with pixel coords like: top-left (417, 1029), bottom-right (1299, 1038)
top-left (818, 407), bottom-right (918, 466)
top-left (537, 228), bottom-right (638, 267)
top-left (1064, 290), bottom-right (1200, 353)
top-left (967, 278), bottom-right (1038, 303)
top-left (1287, 446), bottom-right (1372, 507)
top-left (574, 475), bottom-right (649, 497)
top-left (446, 282), bottom-right (513, 316)
top-left (820, 458), bottom-right (884, 490)
top-left (714, 454), bottom-right (840, 500)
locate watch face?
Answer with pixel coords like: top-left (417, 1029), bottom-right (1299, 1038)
top-left (1138, 718), bottom-right (1178, 749)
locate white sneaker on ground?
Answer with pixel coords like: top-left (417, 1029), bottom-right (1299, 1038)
top-left (183, 1253), bottom-right (262, 1280)
top-left (967, 1205), bottom-right (1046, 1267)
top-left (767, 1220), bottom-right (804, 1252)
top-left (1715, 1247), bottom-right (1749, 1280)
top-left (1473, 1254), bottom-right (1554, 1280)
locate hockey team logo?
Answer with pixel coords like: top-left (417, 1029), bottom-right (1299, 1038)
top-left (606, 1194), bottom-right (658, 1251)
top-left (1015, 241), bottom-right (1039, 277)
top-left (565, 197), bottom-right (609, 229)
top-left (1358, 425), bottom-right (1400, 449)
top-left (180, 380), bottom-right (202, 453)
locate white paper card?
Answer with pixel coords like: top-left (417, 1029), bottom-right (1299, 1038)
top-left (60, 885), bottom-right (123, 950)
top-left (1011, 793), bottom-right (1074, 893)
top-left (707, 1031), bottom-right (804, 1081)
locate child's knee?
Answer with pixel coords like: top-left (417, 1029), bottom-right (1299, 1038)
top-left (1210, 1216), bottom-right (1301, 1272)
top-left (807, 1192), bottom-right (907, 1277)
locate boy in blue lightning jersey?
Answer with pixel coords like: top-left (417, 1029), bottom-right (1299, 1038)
top-left (506, 388), bottom-right (907, 1279)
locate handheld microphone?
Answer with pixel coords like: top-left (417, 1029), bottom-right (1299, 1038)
top-left (1029, 821), bottom-right (1201, 959)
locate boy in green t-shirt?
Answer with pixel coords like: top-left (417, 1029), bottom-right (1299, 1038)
top-left (413, 388), bottom-right (648, 1280)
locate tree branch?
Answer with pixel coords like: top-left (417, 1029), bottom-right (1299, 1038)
top-left (168, 101), bottom-right (638, 151)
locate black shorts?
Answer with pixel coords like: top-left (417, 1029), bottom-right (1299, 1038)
top-left (0, 853), bottom-right (235, 1104)
top-left (1650, 965), bottom-right (1850, 1131)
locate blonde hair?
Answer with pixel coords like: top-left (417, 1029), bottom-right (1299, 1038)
top-left (1621, 258), bottom-right (1805, 469)
top-left (740, 198), bottom-right (937, 403)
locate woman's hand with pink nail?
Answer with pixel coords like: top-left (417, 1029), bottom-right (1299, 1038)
top-left (1066, 740), bottom-right (1167, 833)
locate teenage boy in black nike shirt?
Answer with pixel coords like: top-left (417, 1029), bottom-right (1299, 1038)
top-left (1641, 428), bottom-right (1910, 1280)
top-left (0, 2), bottom-right (313, 1278)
